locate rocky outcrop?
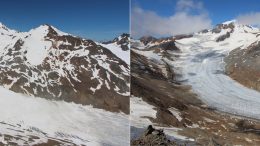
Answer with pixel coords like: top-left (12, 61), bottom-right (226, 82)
top-left (149, 41), bottom-right (180, 52)
top-left (139, 36), bottom-right (157, 45)
top-left (216, 31), bottom-right (230, 42)
top-left (131, 125), bottom-right (178, 146)
top-left (103, 33), bottom-right (130, 51)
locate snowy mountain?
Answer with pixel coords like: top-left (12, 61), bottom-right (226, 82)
top-left (131, 20), bottom-right (260, 145)
top-left (0, 23), bottom-right (129, 113)
top-left (100, 33), bottom-right (130, 64)
top-left (0, 22), bottom-right (130, 145)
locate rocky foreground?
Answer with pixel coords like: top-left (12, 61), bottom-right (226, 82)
top-left (131, 125), bottom-right (178, 146)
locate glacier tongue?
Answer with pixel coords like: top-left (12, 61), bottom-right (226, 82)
top-left (174, 23), bottom-right (260, 119)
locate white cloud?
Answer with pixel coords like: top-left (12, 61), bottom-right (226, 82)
top-left (176, 0), bottom-right (203, 12)
top-left (236, 12), bottom-right (260, 26)
top-left (131, 0), bottom-right (212, 38)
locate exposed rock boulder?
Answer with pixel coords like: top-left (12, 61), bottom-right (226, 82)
top-left (131, 125), bottom-right (178, 146)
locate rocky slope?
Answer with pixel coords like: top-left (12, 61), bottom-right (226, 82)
top-left (0, 23), bottom-right (130, 113)
top-left (131, 20), bottom-right (260, 145)
top-left (225, 41), bottom-right (260, 91)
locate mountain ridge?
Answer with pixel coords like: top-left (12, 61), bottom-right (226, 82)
top-left (0, 22), bottom-right (130, 113)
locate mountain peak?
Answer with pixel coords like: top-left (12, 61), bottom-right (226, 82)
top-left (30, 24), bottom-right (68, 36)
top-left (115, 33), bottom-right (130, 42)
top-left (34, 24), bottom-right (51, 31)
top-left (0, 22), bottom-right (18, 34)
top-left (102, 33), bottom-right (130, 44)
top-left (0, 22), bottom-right (4, 27)
top-left (119, 33), bottom-right (130, 38)
top-left (222, 19), bottom-right (237, 25)
top-left (0, 22), bottom-right (8, 28)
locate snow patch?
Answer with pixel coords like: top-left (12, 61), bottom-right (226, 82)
top-left (23, 25), bottom-right (52, 65)
top-left (100, 43), bottom-right (130, 65)
top-left (130, 96), bottom-right (157, 127)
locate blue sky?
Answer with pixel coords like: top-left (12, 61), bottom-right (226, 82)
top-left (132, 0), bottom-right (260, 25)
top-left (0, 0), bottom-right (129, 41)
top-left (131, 0), bottom-right (260, 38)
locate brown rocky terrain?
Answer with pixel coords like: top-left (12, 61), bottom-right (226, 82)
top-left (131, 125), bottom-right (178, 146)
top-left (131, 40), bottom-right (260, 145)
top-left (0, 135), bottom-right (76, 146)
top-left (225, 41), bottom-right (260, 91)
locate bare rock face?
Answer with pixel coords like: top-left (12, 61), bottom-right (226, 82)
top-left (216, 31), bottom-right (230, 42)
top-left (149, 41), bottom-right (180, 52)
top-left (139, 36), bottom-right (158, 45)
top-left (0, 24), bottom-right (130, 113)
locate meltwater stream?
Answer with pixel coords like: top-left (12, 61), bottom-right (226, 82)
top-left (173, 42), bottom-right (260, 120)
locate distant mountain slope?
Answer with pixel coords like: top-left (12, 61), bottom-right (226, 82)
top-left (100, 33), bottom-right (130, 64)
